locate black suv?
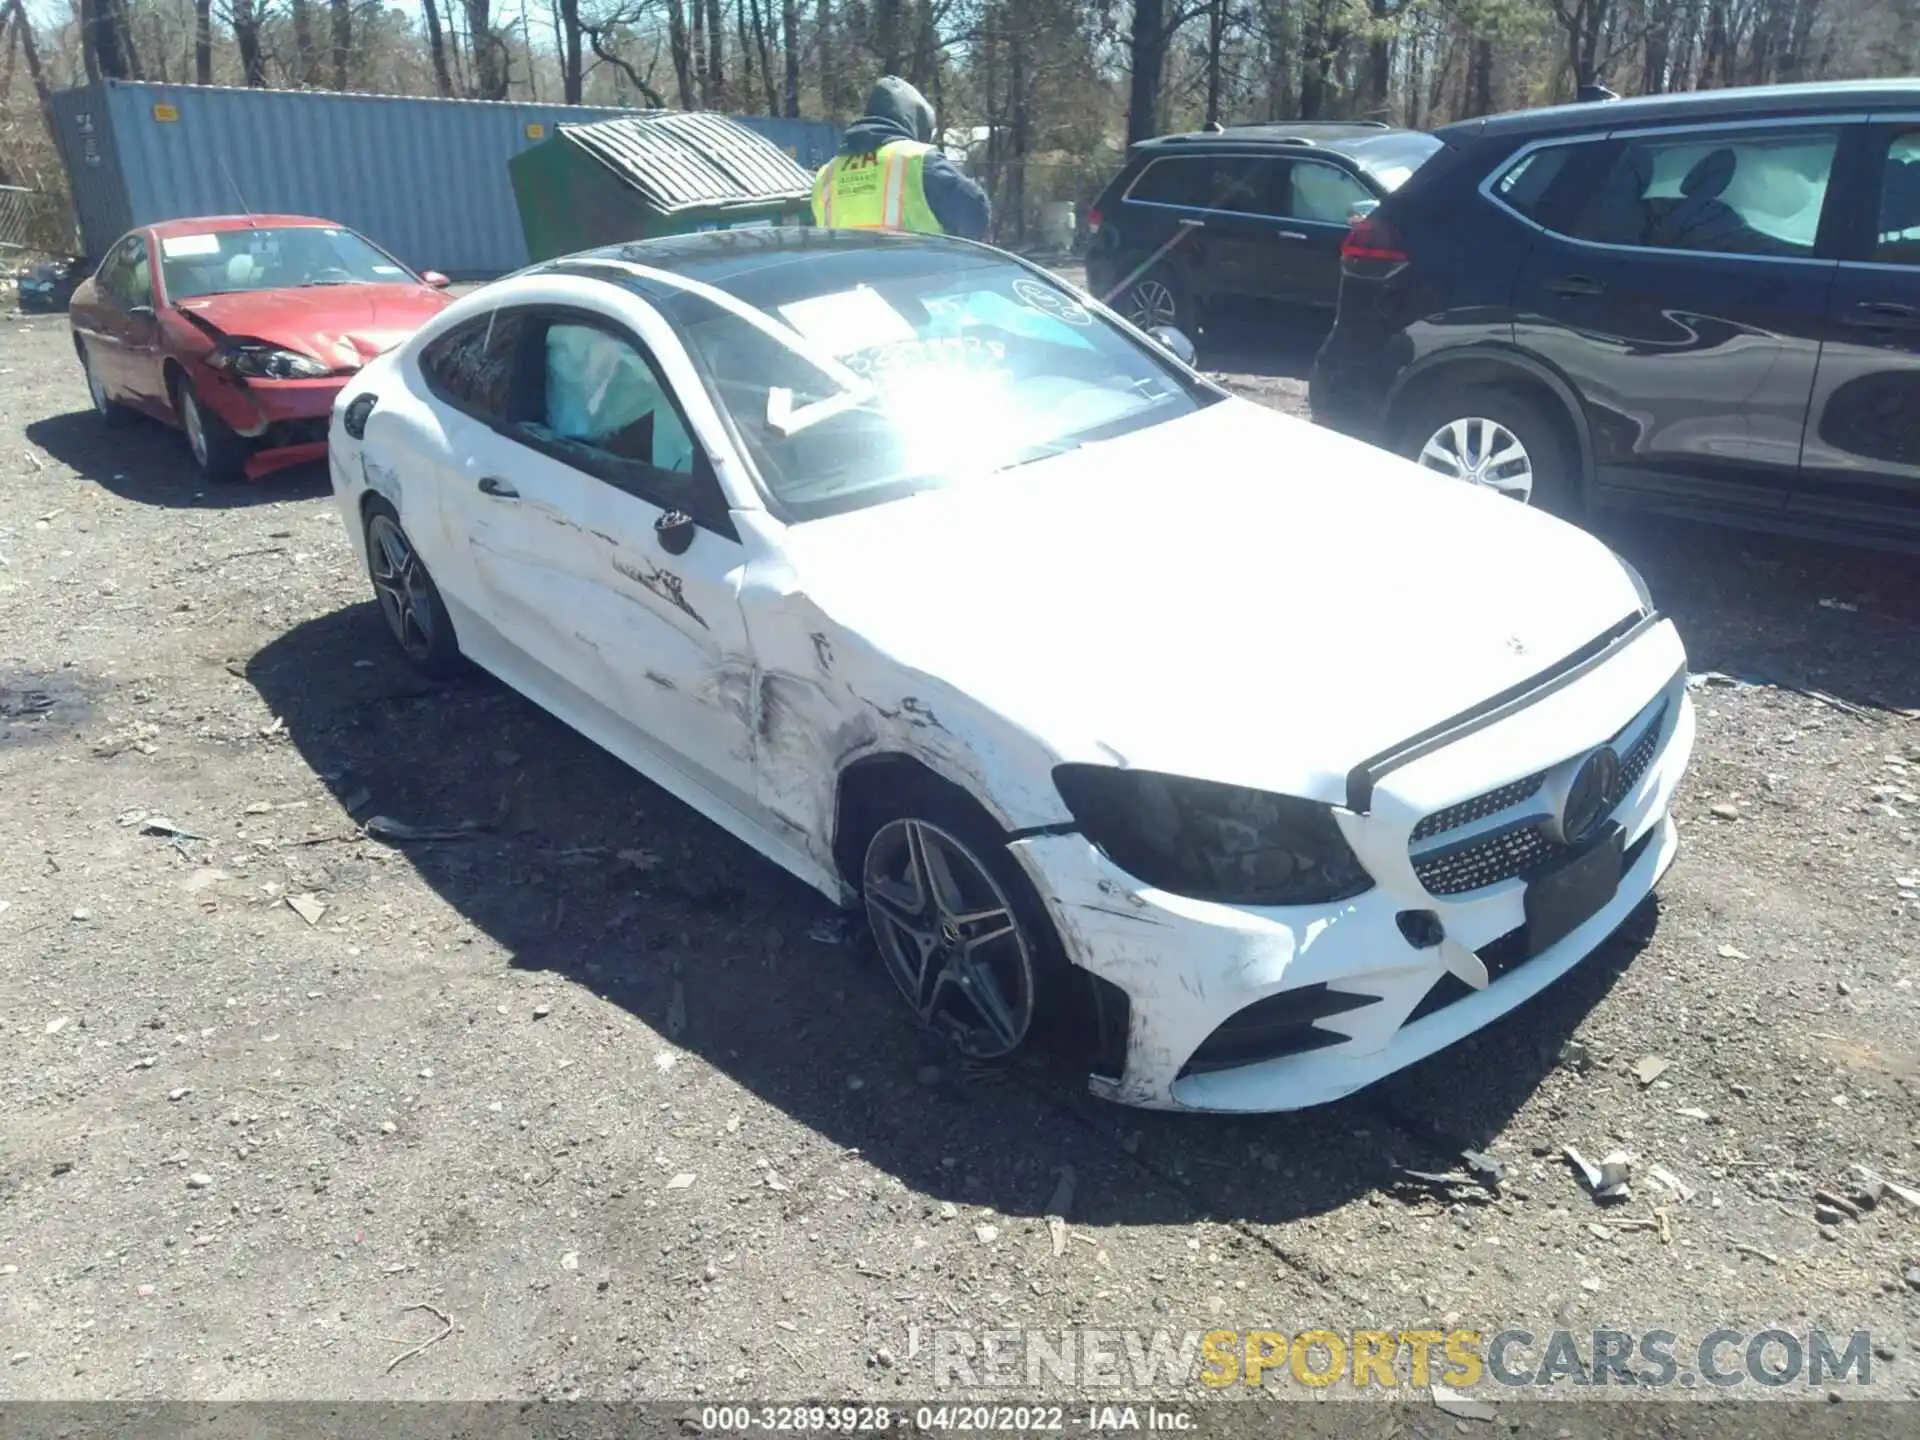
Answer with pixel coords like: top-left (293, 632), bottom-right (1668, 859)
top-left (1085, 122), bottom-right (1443, 333)
top-left (1311, 80), bottom-right (1920, 551)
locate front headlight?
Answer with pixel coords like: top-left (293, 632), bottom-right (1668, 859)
top-left (210, 343), bottom-right (332, 380)
top-left (1051, 765), bottom-right (1375, 906)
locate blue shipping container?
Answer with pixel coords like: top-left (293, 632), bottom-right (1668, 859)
top-left (50, 80), bottom-right (840, 277)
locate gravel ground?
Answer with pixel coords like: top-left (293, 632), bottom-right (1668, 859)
top-left (2, 298), bottom-right (1919, 1415)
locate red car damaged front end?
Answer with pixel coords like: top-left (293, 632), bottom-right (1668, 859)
top-left (173, 284), bottom-right (452, 478)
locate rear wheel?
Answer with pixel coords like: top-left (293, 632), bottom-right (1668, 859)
top-left (1396, 385), bottom-right (1580, 516)
top-left (175, 377), bottom-right (251, 484)
top-left (79, 342), bottom-right (132, 427)
top-left (363, 498), bottom-right (464, 679)
top-left (1115, 266), bottom-right (1193, 336)
top-left (859, 781), bottom-right (1071, 1063)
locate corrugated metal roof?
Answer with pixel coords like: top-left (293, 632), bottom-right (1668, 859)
top-left (559, 112), bottom-right (815, 214)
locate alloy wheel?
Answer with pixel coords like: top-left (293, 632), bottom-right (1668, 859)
top-left (1124, 278), bottom-right (1179, 331)
top-left (181, 391), bottom-right (210, 468)
top-left (1417, 416), bottom-right (1535, 502)
top-left (863, 818), bottom-right (1037, 1061)
top-left (367, 513), bottom-right (436, 661)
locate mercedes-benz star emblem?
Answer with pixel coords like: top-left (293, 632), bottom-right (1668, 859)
top-left (1560, 747), bottom-right (1621, 845)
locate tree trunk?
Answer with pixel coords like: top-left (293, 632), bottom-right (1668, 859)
top-left (10, 0), bottom-right (54, 142)
top-left (1468, 35), bottom-right (1493, 116)
top-left (820, 0), bottom-right (838, 116)
top-left (1367, 0), bottom-right (1393, 114)
top-left (557, 0), bottom-right (582, 102)
top-left (748, 0), bottom-right (780, 115)
top-left (330, 0), bottom-right (350, 89)
top-left (468, 0), bottom-right (507, 99)
top-left (290, 0), bottom-right (317, 85)
top-left (1126, 0), bottom-right (1167, 144)
top-left (667, 0), bottom-right (697, 107)
top-left (706, 0), bottom-right (726, 106)
top-left (1007, 11), bottom-right (1027, 246)
top-left (229, 0), bottom-right (267, 85)
top-left (1204, 0), bottom-right (1226, 126)
top-left (875, 0), bottom-right (903, 73)
top-left (423, 0), bottom-right (454, 95)
top-left (781, 0), bottom-right (800, 116)
top-left (192, 0), bottom-right (212, 84)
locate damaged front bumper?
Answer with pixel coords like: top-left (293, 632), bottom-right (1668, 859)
top-left (1008, 618), bottom-right (1694, 1113)
top-left (198, 369), bottom-right (346, 475)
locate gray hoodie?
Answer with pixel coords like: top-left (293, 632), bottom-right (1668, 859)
top-left (818, 77), bottom-right (992, 241)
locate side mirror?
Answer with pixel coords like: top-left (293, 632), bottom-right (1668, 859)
top-left (421, 270), bottom-right (451, 289)
top-left (1147, 324), bottom-right (1197, 368)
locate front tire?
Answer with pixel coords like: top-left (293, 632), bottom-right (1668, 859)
top-left (859, 780), bottom-right (1070, 1063)
top-left (175, 377), bottom-right (251, 484)
top-left (362, 498), bottom-right (463, 679)
top-left (1396, 385), bottom-right (1580, 516)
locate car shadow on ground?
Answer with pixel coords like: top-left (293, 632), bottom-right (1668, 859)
top-left (1595, 510), bottom-right (1920, 714)
top-left (25, 409), bottom-right (331, 509)
top-left (247, 600), bottom-right (1648, 1232)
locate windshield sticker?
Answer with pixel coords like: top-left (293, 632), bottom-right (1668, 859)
top-left (778, 286), bottom-right (916, 356)
top-left (159, 234), bottom-right (222, 259)
top-left (1011, 277), bottom-right (1092, 326)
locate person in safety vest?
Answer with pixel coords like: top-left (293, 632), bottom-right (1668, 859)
top-left (812, 77), bottom-right (991, 240)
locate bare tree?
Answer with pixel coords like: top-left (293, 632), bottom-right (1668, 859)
top-left (194, 0), bottom-right (213, 83)
top-left (782, 0), bottom-right (801, 115)
top-left (423, 0), bottom-right (455, 94)
top-left (330, 0), bottom-right (352, 89)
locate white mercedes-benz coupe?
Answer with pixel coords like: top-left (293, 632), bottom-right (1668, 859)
top-left (327, 228), bottom-right (1694, 1113)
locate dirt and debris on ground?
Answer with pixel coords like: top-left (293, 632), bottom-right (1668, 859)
top-left (1, 300), bottom-right (1918, 1404)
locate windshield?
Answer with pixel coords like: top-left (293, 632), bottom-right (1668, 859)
top-left (649, 251), bottom-right (1214, 520)
top-left (159, 226), bottom-right (413, 301)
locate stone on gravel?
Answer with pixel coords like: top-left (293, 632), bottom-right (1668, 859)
top-left (1559, 1040), bottom-right (1592, 1073)
top-left (1633, 1055), bottom-right (1671, 1087)
top-left (561, 1251), bottom-right (580, 1271)
top-left (379, 1121), bottom-right (397, 1135)
top-left (1717, 943), bottom-right (1750, 960)
top-left (167, 1087), bottom-right (190, 1102)
top-left (666, 1173), bottom-right (696, 1190)
top-left (185, 1172), bottom-right (212, 1189)
top-left (1709, 802), bottom-right (1741, 820)
top-left (43, 1017), bottom-right (67, 1035)
top-left (974, 1224), bottom-right (999, 1244)
top-left (50, 1160), bottom-right (72, 1177)
top-left (285, 893), bottom-right (326, 926)
top-left (533, 1003), bottom-right (551, 1019)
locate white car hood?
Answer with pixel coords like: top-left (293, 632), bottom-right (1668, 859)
top-left (782, 398), bottom-right (1646, 804)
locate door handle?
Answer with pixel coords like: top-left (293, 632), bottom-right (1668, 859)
top-left (1842, 300), bottom-right (1920, 329)
top-left (477, 476), bottom-right (519, 498)
top-left (1277, 229), bottom-right (1310, 242)
top-left (1545, 275), bottom-right (1605, 298)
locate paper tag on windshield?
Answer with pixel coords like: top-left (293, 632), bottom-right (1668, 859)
top-left (160, 234), bottom-right (221, 259)
top-left (778, 286), bottom-right (914, 356)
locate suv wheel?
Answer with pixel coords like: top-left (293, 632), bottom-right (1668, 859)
top-left (1398, 386), bottom-right (1577, 514)
top-left (1116, 268), bottom-right (1190, 334)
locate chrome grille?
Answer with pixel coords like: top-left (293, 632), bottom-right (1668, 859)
top-left (1409, 699), bottom-right (1672, 898)
top-left (1414, 822), bottom-right (1559, 896)
top-left (1410, 773), bottom-right (1547, 842)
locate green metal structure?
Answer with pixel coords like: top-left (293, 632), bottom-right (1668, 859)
top-left (509, 111), bottom-right (818, 261)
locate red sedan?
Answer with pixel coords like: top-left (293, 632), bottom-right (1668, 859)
top-left (69, 214), bottom-right (453, 482)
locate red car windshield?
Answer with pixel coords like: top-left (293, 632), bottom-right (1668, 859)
top-left (159, 226), bottom-right (412, 301)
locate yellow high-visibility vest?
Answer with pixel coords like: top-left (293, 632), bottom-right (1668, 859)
top-left (812, 140), bottom-right (945, 234)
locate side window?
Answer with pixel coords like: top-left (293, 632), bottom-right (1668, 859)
top-left (1874, 131), bottom-right (1920, 264)
top-left (1127, 158), bottom-right (1206, 209)
top-left (419, 310), bottom-right (526, 420)
top-left (97, 237), bottom-right (149, 307)
top-left (1286, 162), bottom-right (1373, 224)
top-left (516, 318), bottom-right (729, 533)
top-left (1567, 127), bottom-right (1840, 256)
top-left (1492, 145), bottom-right (1577, 221)
top-left (535, 323), bottom-right (696, 474)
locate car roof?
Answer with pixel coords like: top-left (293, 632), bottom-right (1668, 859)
top-left (1437, 79), bottom-right (1920, 144)
top-left (553, 227), bottom-right (999, 289)
top-left (1130, 121), bottom-right (1406, 159)
top-left (147, 214), bottom-right (340, 238)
